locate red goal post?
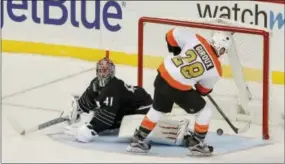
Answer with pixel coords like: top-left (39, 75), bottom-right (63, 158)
top-left (137, 16), bottom-right (270, 140)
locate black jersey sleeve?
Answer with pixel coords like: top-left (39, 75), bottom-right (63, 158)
top-left (78, 78), bottom-right (99, 113)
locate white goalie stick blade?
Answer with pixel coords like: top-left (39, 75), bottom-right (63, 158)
top-left (7, 115), bottom-right (69, 135)
top-left (7, 116), bottom-right (25, 135)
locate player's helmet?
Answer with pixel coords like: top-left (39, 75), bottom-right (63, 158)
top-left (209, 31), bottom-right (233, 57)
top-left (96, 57), bottom-right (115, 87)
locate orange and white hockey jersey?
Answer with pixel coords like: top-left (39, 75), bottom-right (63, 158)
top-left (158, 27), bottom-right (222, 94)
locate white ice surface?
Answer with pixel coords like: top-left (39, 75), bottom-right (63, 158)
top-left (2, 53), bottom-right (284, 163)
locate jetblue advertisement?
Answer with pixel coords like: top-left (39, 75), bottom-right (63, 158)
top-left (1, 0), bottom-right (123, 32)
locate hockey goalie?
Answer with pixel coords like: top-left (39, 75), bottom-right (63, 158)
top-left (126, 27), bottom-right (233, 156)
top-left (65, 57), bottom-right (152, 141)
top-left (65, 57), bottom-right (190, 146)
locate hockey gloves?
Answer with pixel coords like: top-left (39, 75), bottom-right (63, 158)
top-left (68, 95), bottom-right (83, 124)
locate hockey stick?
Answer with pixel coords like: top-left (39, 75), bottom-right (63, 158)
top-left (207, 95), bottom-right (251, 134)
top-left (7, 113), bottom-right (70, 135)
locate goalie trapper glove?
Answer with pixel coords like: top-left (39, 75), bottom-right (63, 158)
top-left (68, 95), bottom-right (83, 124)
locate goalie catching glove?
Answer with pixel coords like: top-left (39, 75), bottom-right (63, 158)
top-left (68, 95), bottom-right (83, 124)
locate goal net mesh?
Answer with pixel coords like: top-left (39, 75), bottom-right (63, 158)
top-left (136, 17), bottom-right (280, 140)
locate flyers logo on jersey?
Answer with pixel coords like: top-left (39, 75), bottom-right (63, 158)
top-left (194, 44), bottom-right (214, 71)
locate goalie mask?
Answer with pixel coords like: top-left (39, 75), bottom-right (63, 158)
top-left (96, 57), bottom-right (115, 87)
top-left (209, 31), bottom-right (233, 57)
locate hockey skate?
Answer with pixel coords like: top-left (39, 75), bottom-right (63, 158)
top-left (184, 131), bottom-right (214, 156)
top-left (126, 130), bottom-right (151, 153)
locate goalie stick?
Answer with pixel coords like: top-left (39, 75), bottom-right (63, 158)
top-left (207, 95), bottom-right (251, 134)
top-left (7, 112), bottom-right (70, 135)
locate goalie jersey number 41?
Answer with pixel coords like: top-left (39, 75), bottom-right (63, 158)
top-left (78, 77), bottom-right (153, 133)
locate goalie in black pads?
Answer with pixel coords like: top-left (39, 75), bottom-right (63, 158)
top-left (67, 57), bottom-right (153, 143)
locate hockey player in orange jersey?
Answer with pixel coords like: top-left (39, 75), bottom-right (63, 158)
top-left (127, 27), bottom-right (233, 156)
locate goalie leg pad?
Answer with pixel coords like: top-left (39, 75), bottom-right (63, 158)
top-left (76, 123), bottom-right (98, 143)
top-left (119, 114), bottom-right (191, 146)
top-left (149, 118), bottom-right (190, 146)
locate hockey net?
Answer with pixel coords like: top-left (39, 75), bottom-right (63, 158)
top-left (136, 17), bottom-right (282, 140)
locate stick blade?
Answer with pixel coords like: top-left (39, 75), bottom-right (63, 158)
top-left (6, 116), bottom-right (26, 135)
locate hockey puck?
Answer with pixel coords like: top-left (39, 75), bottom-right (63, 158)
top-left (217, 128), bottom-right (223, 136)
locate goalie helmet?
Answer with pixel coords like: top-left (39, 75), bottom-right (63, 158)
top-left (209, 31), bottom-right (233, 57)
top-left (96, 57), bottom-right (115, 87)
